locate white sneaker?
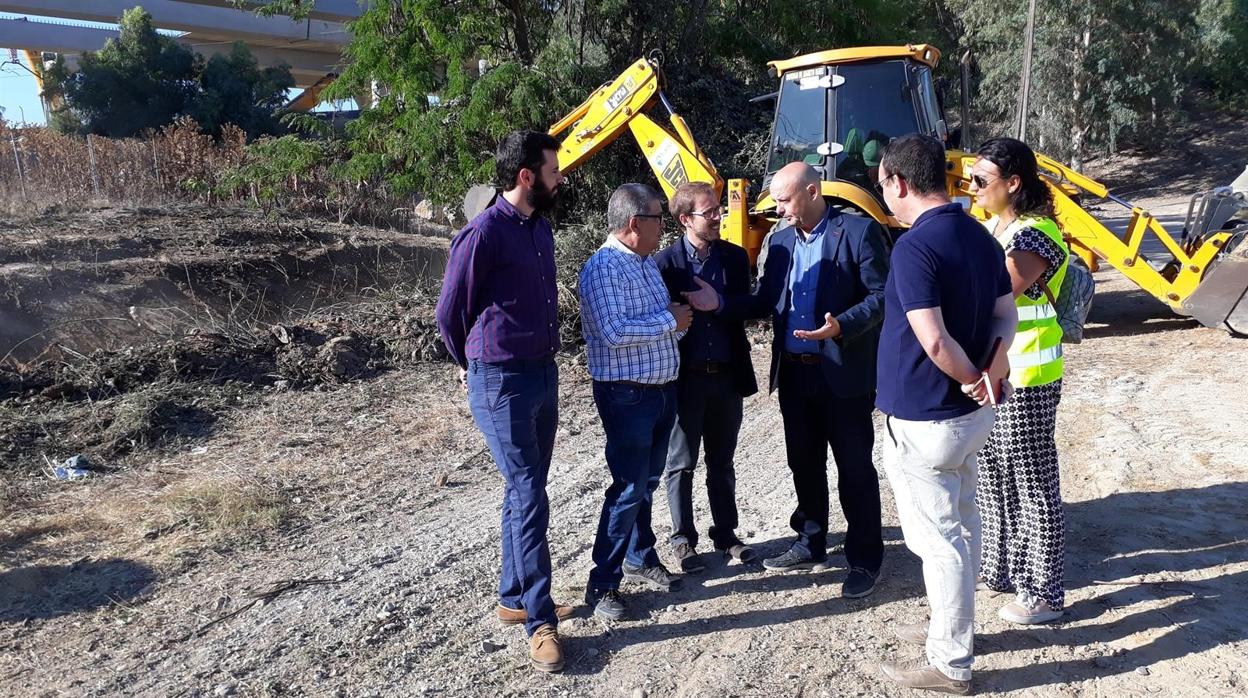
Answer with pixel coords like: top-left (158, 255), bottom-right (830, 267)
top-left (998, 592), bottom-right (1063, 624)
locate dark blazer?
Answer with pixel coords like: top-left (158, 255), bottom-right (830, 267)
top-left (655, 238), bottom-right (759, 398)
top-left (719, 207), bottom-right (889, 397)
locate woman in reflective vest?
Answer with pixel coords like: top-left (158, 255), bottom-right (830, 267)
top-left (969, 137), bottom-right (1069, 625)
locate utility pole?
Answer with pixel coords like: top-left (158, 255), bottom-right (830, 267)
top-left (1016, 0), bottom-right (1037, 141)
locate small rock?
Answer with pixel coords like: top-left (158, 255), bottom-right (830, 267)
top-left (631, 689), bottom-right (648, 698)
top-left (1136, 666), bottom-right (1150, 676)
top-left (213, 685), bottom-right (235, 697)
top-left (482, 639), bottom-right (505, 653)
top-left (376, 610), bottom-right (393, 621)
top-left (433, 472), bottom-right (450, 487)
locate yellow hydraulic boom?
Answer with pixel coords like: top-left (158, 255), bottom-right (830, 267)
top-left (947, 151), bottom-right (1244, 322)
top-left (548, 52), bottom-right (723, 200)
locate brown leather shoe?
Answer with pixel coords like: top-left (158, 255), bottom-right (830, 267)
top-left (880, 656), bottom-right (970, 694)
top-left (529, 624), bottom-right (564, 673)
top-left (497, 603), bottom-right (575, 625)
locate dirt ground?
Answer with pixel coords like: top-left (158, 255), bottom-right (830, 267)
top-left (2, 267), bottom-right (1245, 698)
top-left (2, 117), bottom-right (1247, 696)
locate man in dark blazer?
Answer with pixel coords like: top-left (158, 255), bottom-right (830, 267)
top-left (684, 162), bottom-right (889, 598)
top-left (654, 182), bottom-right (759, 573)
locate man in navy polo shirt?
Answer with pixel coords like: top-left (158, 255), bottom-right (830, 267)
top-left (873, 134), bottom-right (1017, 695)
top-left (436, 130), bottom-right (569, 673)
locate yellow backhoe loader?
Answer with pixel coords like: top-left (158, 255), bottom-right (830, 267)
top-left (546, 47), bottom-right (1248, 335)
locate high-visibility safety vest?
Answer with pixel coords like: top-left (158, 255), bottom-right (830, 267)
top-left (986, 215), bottom-right (1069, 388)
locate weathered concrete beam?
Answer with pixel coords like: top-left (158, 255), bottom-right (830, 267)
top-left (0, 16), bottom-right (340, 86)
top-left (168, 0), bottom-right (365, 24)
top-left (0, 0), bottom-right (348, 51)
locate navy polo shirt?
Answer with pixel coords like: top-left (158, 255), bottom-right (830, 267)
top-left (875, 203), bottom-right (1012, 421)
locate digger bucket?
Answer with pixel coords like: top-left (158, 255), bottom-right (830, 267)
top-left (1182, 230), bottom-right (1248, 335)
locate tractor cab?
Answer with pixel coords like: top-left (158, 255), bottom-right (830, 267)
top-left (763, 45), bottom-right (946, 216)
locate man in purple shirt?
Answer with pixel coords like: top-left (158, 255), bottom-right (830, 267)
top-left (435, 131), bottom-right (568, 673)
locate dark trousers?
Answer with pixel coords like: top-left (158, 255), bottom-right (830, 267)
top-left (777, 360), bottom-right (884, 571)
top-left (466, 357), bottom-right (558, 636)
top-left (588, 381), bottom-right (678, 590)
top-left (664, 370), bottom-right (744, 550)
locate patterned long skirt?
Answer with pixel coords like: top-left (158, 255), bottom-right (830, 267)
top-left (977, 379), bottom-right (1065, 609)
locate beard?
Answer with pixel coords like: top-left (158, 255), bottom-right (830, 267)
top-left (527, 177), bottom-right (560, 214)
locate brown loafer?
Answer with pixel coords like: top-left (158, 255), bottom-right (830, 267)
top-left (529, 624), bottom-right (564, 673)
top-left (497, 603), bottom-right (575, 625)
top-left (880, 656), bottom-right (970, 694)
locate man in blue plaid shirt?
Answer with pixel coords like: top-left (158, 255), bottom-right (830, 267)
top-left (579, 183), bottom-right (693, 621)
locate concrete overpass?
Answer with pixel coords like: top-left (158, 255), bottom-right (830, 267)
top-left (0, 0), bottom-right (363, 91)
top-left (0, 15), bottom-right (342, 86)
top-left (167, 0), bottom-right (366, 24)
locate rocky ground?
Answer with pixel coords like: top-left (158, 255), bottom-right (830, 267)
top-left (1, 262), bottom-right (1245, 697)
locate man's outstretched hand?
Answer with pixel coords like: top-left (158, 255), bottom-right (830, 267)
top-left (681, 277), bottom-right (721, 312)
top-left (792, 312), bottom-right (842, 341)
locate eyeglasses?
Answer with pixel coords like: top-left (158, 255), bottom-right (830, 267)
top-left (874, 172), bottom-right (898, 193)
top-left (689, 206), bottom-right (722, 220)
top-left (970, 174), bottom-right (999, 189)
top-left (632, 213), bottom-right (663, 221)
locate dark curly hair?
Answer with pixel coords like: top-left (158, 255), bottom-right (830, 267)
top-left (976, 137), bottom-right (1054, 218)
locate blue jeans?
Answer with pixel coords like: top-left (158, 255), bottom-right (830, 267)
top-left (467, 357), bottom-right (558, 636)
top-left (588, 380), bottom-right (679, 590)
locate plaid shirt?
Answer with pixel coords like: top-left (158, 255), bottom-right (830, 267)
top-left (579, 235), bottom-right (684, 384)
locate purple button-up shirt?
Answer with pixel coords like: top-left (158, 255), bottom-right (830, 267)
top-left (435, 196), bottom-right (560, 367)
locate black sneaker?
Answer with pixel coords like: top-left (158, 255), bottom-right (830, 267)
top-left (762, 547), bottom-right (830, 572)
top-left (585, 587), bottom-right (626, 620)
top-left (672, 542), bottom-right (706, 573)
top-left (622, 562), bottom-right (682, 591)
top-left (842, 566), bottom-right (879, 598)
top-left (715, 539), bottom-right (758, 564)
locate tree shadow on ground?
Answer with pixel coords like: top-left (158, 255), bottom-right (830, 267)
top-left (0, 558), bottom-right (158, 622)
top-left (1081, 287), bottom-right (1201, 339)
top-left (977, 482), bottom-right (1248, 692)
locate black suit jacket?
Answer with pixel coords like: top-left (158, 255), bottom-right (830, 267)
top-left (655, 238), bottom-right (759, 398)
top-left (719, 208), bottom-right (889, 397)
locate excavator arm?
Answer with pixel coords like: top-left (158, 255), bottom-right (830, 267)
top-left (548, 54), bottom-right (723, 200)
top-left (948, 149), bottom-right (1248, 331)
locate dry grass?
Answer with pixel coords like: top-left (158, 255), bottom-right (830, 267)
top-left (155, 469), bottom-right (291, 538)
top-left (0, 117), bottom-right (246, 214)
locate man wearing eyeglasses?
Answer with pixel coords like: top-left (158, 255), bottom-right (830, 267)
top-left (579, 183), bottom-right (694, 622)
top-left (684, 162), bottom-right (890, 599)
top-left (653, 182), bottom-right (760, 574)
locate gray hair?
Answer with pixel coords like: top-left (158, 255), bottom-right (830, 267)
top-left (607, 183), bottom-right (661, 232)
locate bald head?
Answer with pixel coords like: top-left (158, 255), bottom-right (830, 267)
top-left (770, 162), bottom-right (826, 233)
top-left (774, 162), bottom-right (821, 191)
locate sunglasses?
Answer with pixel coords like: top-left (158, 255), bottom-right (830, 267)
top-left (970, 174), bottom-right (999, 189)
top-left (632, 213), bottom-right (663, 220)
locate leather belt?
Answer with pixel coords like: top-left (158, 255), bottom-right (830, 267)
top-left (782, 352), bottom-right (822, 365)
top-left (605, 380), bottom-right (675, 389)
top-left (684, 361), bottom-right (731, 374)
